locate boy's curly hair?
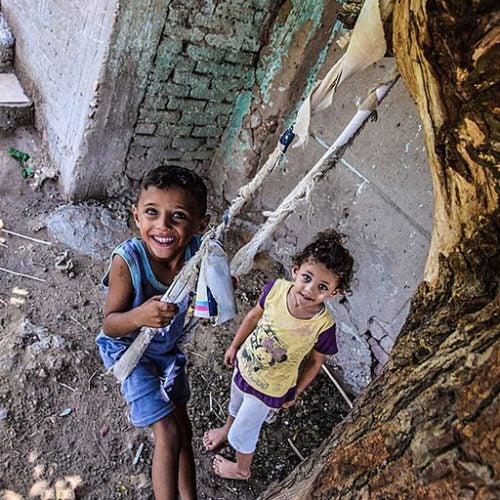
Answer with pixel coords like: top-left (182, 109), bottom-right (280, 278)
top-left (138, 164), bottom-right (208, 215)
top-left (292, 229), bottom-right (354, 293)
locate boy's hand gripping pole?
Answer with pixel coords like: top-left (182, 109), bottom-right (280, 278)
top-left (109, 252), bottom-right (203, 383)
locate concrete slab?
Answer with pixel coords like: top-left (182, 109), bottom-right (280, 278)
top-left (0, 73), bottom-right (30, 105)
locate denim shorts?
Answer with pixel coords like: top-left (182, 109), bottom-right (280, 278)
top-left (97, 334), bottom-right (190, 427)
top-left (122, 362), bottom-right (190, 427)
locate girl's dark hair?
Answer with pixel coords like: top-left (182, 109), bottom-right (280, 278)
top-left (292, 229), bottom-right (354, 292)
top-left (138, 164), bottom-right (208, 215)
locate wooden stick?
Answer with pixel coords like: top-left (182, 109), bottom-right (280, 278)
top-left (287, 438), bottom-right (305, 461)
top-left (321, 364), bottom-right (353, 408)
top-left (87, 370), bottom-right (100, 390)
top-left (1, 228), bottom-right (52, 246)
top-left (0, 266), bottom-right (46, 282)
top-left (58, 382), bottom-right (76, 392)
top-left (190, 351), bottom-right (208, 360)
top-left (70, 315), bottom-right (88, 333)
top-left (133, 442), bottom-right (144, 465)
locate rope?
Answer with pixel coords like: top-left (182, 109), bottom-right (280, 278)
top-left (214, 147), bottom-right (284, 241)
top-left (230, 67), bottom-right (400, 277)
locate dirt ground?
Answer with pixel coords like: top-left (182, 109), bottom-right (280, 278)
top-left (0, 128), bottom-right (350, 499)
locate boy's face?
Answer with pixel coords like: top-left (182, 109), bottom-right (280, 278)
top-left (290, 260), bottom-right (341, 311)
top-left (132, 186), bottom-right (210, 265)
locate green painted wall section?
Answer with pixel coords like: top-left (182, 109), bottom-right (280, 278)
top-left (220, 90), bottom-right (253, 160)
top-left (256, 0), bottom-right (327, 104)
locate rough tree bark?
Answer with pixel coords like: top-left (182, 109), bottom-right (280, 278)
top-left (262, 0), bottom-right (499, 498)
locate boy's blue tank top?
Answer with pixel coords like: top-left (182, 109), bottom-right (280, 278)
top-left (96, 236), bottom-right (200, 357)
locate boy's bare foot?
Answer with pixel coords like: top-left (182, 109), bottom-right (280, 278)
top-left (212, 454), bottom-right (250, 480)
top-left (203, 427), bottom-right (227, 451)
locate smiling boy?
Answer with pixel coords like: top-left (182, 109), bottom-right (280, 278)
top-left (96, 165), bottom-right (210, 500)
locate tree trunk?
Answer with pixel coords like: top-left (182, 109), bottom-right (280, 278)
top-left (262, 1), bottom-right (499, 498)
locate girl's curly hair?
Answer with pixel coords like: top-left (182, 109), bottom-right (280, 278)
top-left (292, 229), bottom-right (354, 293)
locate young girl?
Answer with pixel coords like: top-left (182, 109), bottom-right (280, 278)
top-left (203, 229), bottom-right (354, 480)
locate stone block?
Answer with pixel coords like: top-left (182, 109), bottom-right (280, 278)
top-left (164, 82), bottom-right (191, 98)
top-left (138, 109), bottom-right (180, 124)
top-left (196, 61), bottom-right (249, 79)
top-left (134, 135), bottom-right (172, 149)
top-left (172, 70), bottom-right (211, 88)
top-left (142, 95), bottom-right (167, 111)
top-left (179, 111), bottom-right (214, 126)
top-left (192, 126), bottom-right (224, 138)
top-left (156, 123), bottom-right (193, 137)
top-left (0, 74), bottom-right (33, 128)
top-left (205, 33), bottom-right (241, 51)
top-left (158, 37), bottom-right (183, 55)
top-left (0, 102), bottom-right (32, 130)
top-left (205, 101), bottom-right (234, 116)
top-left (151, 64), bottom-right (174, 82)
top-left (186, 44), bottom-right (226, 62)
top-left (172, 136), bottom-right (203, 151)
top-left (167, 98), bottom-right (207, 113)
top-left (190, 86), bottom-right (226, 101)
top-left (174, 56), bottom-right (197, 73)
top-left (135, 123), bottom-right (157, 135)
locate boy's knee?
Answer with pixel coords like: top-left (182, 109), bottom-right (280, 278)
top-left (151, 414), bottom-right (182, 446)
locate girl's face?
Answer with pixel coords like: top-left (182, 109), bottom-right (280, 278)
top-left (132, 185), bottom-right (209, 266)
top-left (290, 260), bottom-right (340, 312)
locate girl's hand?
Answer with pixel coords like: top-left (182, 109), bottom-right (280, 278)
top-left (282, 393), bottom-right (300, 409)
top-left (224, 345), bottom-right (238, 369)
top-left (137, 295), bottom-right (178, 328)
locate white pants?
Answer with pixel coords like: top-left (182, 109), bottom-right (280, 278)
top-left (227, 377), bottom-right (271, 454)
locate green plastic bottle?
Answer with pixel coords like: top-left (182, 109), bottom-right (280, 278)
top-left (8, 148), bottom-right (30, 162)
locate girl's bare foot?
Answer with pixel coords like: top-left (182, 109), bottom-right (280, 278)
top-left (212, 454), bottom-right (250, 480)
top-left (203, 427), bottom-right (228, 451)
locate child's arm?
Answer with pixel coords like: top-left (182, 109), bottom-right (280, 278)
top-left (102, 255), bottom-right (178, 338)
top-left (282, 349), bottom-right (326, 408)
top-left (224, 304), bottom-right (264, 368)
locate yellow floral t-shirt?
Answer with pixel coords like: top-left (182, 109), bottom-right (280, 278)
top-left (236, 279), bottom-right (336, 398)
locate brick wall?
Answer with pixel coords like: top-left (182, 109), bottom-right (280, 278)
top-left (125, 0), bottom-right (275, 181)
